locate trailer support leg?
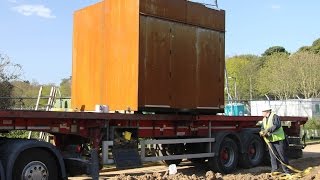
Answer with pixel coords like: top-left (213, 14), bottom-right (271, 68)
top-left (208, 121), bottom-right (212, 153)
top-left (90, 149), bottom-right (99, 180)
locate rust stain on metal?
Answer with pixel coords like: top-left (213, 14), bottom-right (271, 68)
top-left (139, 16), bottom-right (171, 107)
top-left (72, 0), bottom-right (225, 113)
top-left (140, 0), bottom-right (225, 32)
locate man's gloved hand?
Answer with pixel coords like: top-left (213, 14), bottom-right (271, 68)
top-left (259, 130), bottom-right (270, 137)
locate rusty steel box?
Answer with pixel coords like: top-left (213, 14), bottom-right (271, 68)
top-left (72, 0), bottom-right (225, 113)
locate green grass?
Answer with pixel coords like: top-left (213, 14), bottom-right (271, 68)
top-left (305, 139), bottom-right (320, 145)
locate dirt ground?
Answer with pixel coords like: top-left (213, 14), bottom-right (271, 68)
top-left (70, 143), bottom-right (320, 180)
top-left (102, 157), bottom-right (320, 180)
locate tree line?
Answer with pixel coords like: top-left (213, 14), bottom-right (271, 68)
top-left (226, 38), bottom-right (320, 101)
top-left (0, 53), bottom-right (71, 109)
top-left (1, 38), bottom-right (320, 109)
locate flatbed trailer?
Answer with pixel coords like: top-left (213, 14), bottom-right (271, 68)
top-left (0, 110), bottom-right (307, 179)
top-left (0, 2), bottom-right (309, 179)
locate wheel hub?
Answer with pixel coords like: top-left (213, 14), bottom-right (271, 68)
top-left (22, 161), bottom-right (48, 180)
top-left (220, 146), bottom-right (235, 167)
top-left (221, 149), bottom-right (229, 160)
top-left (249, 145), bottom-right (256, 155)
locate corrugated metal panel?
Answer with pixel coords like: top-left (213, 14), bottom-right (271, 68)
top-left (186, 2), bottom-right (225, 32)
top-left (72, 0), bottom-right (225, 113)
top-left (170, 23), bottom-right (197, 108)
top-left (140, 0), bottom-right (225, 32)
top-left (139, 16), bottom-right (171, 107)
top-left (138, 16), bottom-right (147, 107)
top-left (219, 33), bottom-right (225, 106)
top-left (140, 0), bottom-right (187, 22)
top-left (138, 16), bottom-right (224, 110)
top-left (196, 29), bottom-right (224, 108)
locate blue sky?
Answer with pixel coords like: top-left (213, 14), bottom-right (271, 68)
top-left (0, 0), bottom-right (320, 84)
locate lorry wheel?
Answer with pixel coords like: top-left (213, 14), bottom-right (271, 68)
top-left (0, 160), bottom-right (4, 180)
top-left (13, 148), bottom-right (58, 180)
top-left (208, 138), bottom-right (238, 174)
top-left (239, 134), bottom-right (264, 168)
top-left (161, 144), bottom-right (184, 166)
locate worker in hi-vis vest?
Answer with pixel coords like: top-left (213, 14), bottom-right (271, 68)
top-left (259, 107), bottom-right (291, 175)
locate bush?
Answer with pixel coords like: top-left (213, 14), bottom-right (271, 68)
top-left (0, 130), bottom-right (29, 138)
top-left (0, 81), bottom-right (14, 109)
top-left (304, 118), bottom-right (320, 130)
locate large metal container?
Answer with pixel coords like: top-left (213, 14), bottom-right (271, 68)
top-left (72, 0), bottom-right (225, 113)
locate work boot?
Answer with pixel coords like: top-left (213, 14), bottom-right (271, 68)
top-left (271, 171), bottom-right (281, 176)
top-left (281, 173), bottom-right (292, 179)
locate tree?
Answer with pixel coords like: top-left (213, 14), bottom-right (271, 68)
top-left (0, 53), bottom-right (22, 109)
top-left (262, 46), bottom-right (289, 56)
top-left (297, 38), bottom-right (320, 54)
top-left (59, 77), bottom-right (71, 97)
top-left (226, 55), bottom-right (262, 100)
top-left (290, 52), bottom-right (320, 98)
top-left (0, 53), bottom-right (22, 81)
top-left (0, 81), bottom-right (14, 109)
top-left (256, 53), bottom-right (297, 100)
top-left (312, 38), bottom-right (320, 47)
top-left (297, 46), bottom-right (311, 53)
top-left (11, 80), bottom-right (41, 109)
top-left (311, 38), bottom-right (320, 54)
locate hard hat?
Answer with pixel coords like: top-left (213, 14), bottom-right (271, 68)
top-left (261, 105), bottom-right (272, 112)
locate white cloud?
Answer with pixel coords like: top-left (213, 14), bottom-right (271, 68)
top-left (8, 0), bottom-right (17, 3)
top-left (271, 5), bottom-right (281, 9)
top-left (12, 4), bottom-right (56, 19)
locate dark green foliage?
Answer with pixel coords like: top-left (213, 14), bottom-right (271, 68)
top-left (0, 80), bottom-right (14, 109)
top-left (262, 46), bottom-right (289, 56)
top-left (304, 118), bottom-right (320, 130)
top-left (312, 38), bottom-right (320, 47)
top-left (0, 130), bottom-right (29, 138)
top-left (297, 38), bottom-right (320, 54)
top-left (60, 77), bottom-right (71, 97)
top-left (0, 53), bottom-right (22, 109)
top-left (298, 46), bottom-right (311, 52)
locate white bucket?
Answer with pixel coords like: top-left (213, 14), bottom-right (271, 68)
top-left (168, 164), bottom-right (177, 175)
top-left (95, 105), bottom-right (109, 113)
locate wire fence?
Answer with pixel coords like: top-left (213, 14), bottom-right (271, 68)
top-left (2, 97), bottom-right (320, 139)
top-left (226, 99), bottom-right (320, 118)
top-left (0, 97), bottom-right (71, 110)
top-left (1, 97), bottom-right (320, 117)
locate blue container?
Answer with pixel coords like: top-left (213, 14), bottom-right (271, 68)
top-left (225, 103), bottom-right (245, 116)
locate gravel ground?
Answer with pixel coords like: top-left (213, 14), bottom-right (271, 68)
top-left (70, 143), bottom-right (320, 180)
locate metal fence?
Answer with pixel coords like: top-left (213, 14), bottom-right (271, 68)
top-left (2, 97), bottom-right (320, 140)
top-left (0, 97), bottom-right (71, 110)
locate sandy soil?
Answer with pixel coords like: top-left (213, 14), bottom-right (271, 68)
top-left (70, 143), bottom-right (320, 180)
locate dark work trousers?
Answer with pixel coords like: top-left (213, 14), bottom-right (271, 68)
top-left (268, 140), bottom-right (290, 173)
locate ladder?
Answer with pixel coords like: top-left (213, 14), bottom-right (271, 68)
top-left (29, 86), bottom-right (60, 141)
top-left (35, 86), bottom-right (60, 111)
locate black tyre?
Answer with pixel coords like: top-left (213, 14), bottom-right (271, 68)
top-left (208, 138), bottom-right (238, 174)
top-left (0, 160), bottom-right (4, 180)
top-left (239, 134), bottom-right (264, 168)
top-left (13, 148), bottom-right (59, 180)
top-left (161, 144), bottom-right (184, 166)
